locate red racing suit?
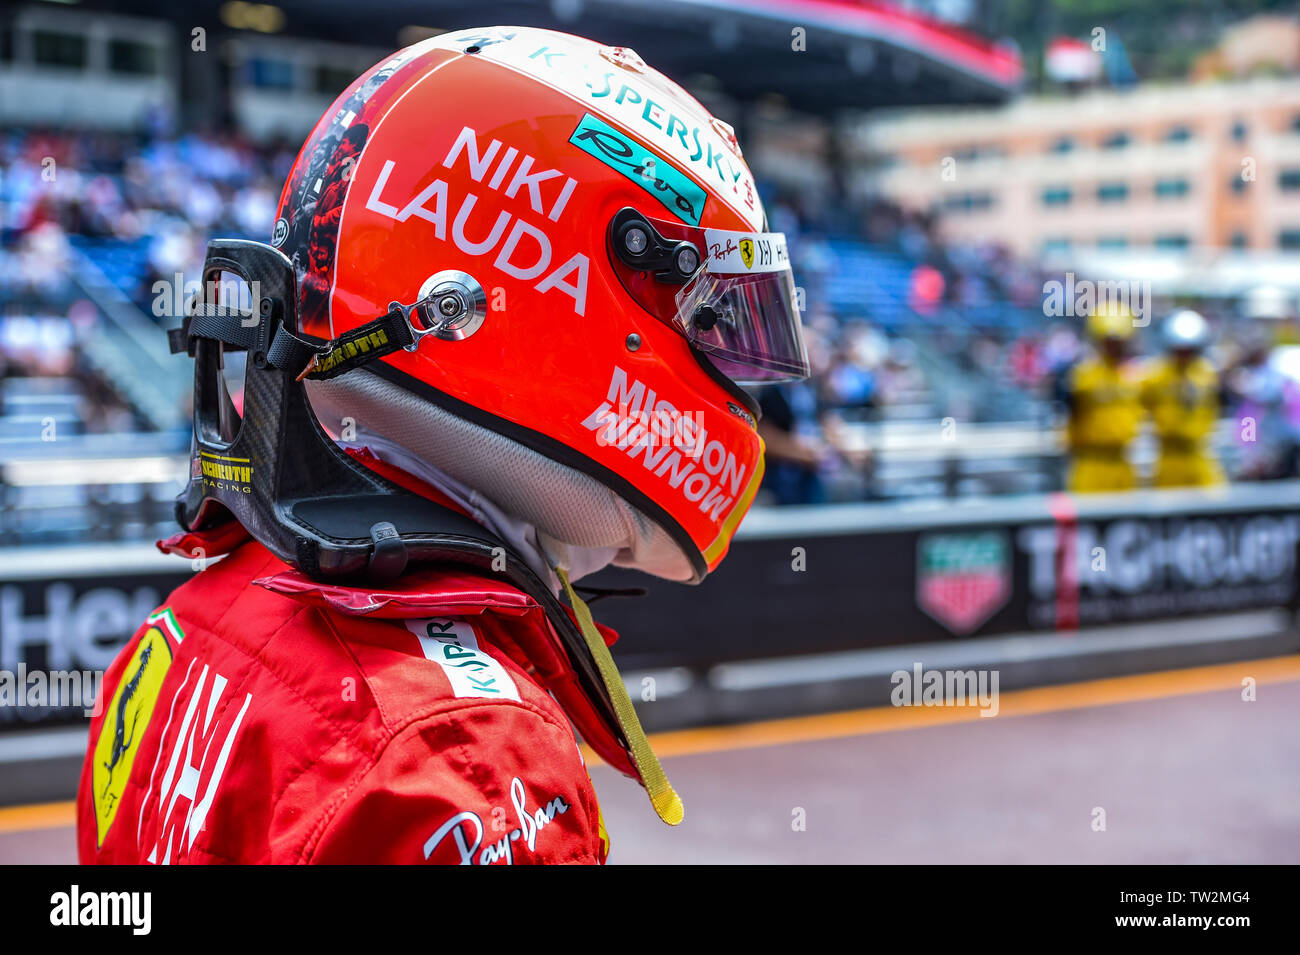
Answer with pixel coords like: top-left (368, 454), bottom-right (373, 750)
top-left (76, 526), bottom-right (615, 865)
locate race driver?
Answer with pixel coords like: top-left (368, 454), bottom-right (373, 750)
top-left (77, 27), bottom-right (808, 864)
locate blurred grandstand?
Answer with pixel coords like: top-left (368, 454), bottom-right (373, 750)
top-left (2, 119), bottom-right (1070, 532)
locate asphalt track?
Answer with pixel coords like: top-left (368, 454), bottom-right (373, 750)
top-left (2, 657), bottom-right (1297, 864)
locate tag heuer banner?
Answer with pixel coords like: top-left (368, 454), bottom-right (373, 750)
top-left (3, 488), bottom-right (1300, 727)
top-left (917, 532), bottom-right (1012, 635)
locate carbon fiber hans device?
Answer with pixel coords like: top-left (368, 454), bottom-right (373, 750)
top-left (177, 239), bottom-right (444, 580)
top-left (172, 239), bottom-right (626, 747)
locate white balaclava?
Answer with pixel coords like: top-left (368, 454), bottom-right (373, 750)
top-left (306, 368), bottom-right (698, 592)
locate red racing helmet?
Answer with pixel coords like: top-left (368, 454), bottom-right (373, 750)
top-left (269, 25), bottom-right (809, 583)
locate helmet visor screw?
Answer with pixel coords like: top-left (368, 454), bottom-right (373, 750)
top-left (676, 245), bottom-right (699, 276)
top-left (626, 333), bottom-right (642, 352)
top-left (624, 226), bottom-right (648, 255)
top-left (693, 305), bottom-right (719, 331)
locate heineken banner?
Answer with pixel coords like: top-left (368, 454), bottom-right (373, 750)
top-left (0, 545), bottom-right (187, 730)
top-left (2, 486), bottom-right (1300, 727)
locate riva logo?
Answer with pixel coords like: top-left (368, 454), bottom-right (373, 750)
top-left (50, 886), bottom-right (151, 935)
top-left (582, 365), bottom-right (745, 521)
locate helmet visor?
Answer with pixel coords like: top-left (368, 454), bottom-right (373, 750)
top-left (609, 212), bottom-right (809, 384)
top-left (674, 229), bottom-right (809, 383)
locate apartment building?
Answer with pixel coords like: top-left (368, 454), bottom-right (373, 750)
top-left (858, 75), bottom-right (1300, 259)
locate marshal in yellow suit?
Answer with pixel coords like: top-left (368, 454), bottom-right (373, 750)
top-left (1064, 306), bottom-right (1142, 492)
top-left (1066, 356), bottom-right (1143, 492)
top-left (1139, 353), bottom-right (1225, 488)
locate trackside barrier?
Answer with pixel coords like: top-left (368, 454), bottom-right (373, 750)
top-left (589, 482), bottom-right (1300, 668)
top-left (0, 484), bottom-right (1298, 734)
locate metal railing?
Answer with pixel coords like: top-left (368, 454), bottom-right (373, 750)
top-left (64, 247), bottom-right (189, 431)
top-left (0, 420), bottom-right (1261, 545)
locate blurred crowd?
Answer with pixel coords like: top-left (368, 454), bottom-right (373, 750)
top-left (756, 188), bottom-right (1071, 503)
top-left (758, 184), bottom-right (1300, 502)
top-left (1, 126), bottom-right (292, 303)
top-left (4, 125), bottom-right (1300, 497)
top-left (2, 125), bottom-right (1001, 449)
top-left (0, 126), bottom-right (293, 435)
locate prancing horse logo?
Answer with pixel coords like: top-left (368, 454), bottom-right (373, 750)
top-left (101, 641), bottom-right (153, 799)
top-left (92, 612), bottom-right (178, 846)
top-left (739, 237), bottom-right (755, 269)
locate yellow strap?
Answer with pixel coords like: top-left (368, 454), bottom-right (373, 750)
top-left (702, 444), bottom-right (765, 566)
top-left (557, 567), bottom-right (684, 826)
top-left (588, 772), bottom-right (612, 862)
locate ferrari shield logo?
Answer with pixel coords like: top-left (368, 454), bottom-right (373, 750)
top-left (92, 608), bottom-right (179, 846)
top-left (739, 238), bottom-right (755, 269)
top-left (916, 532), bottom-right (1011, 635)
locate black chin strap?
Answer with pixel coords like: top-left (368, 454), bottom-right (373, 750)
top-left (170, 298), bottom-right (424, 382)
top-left (573, 583), bottom-right (649, 604)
